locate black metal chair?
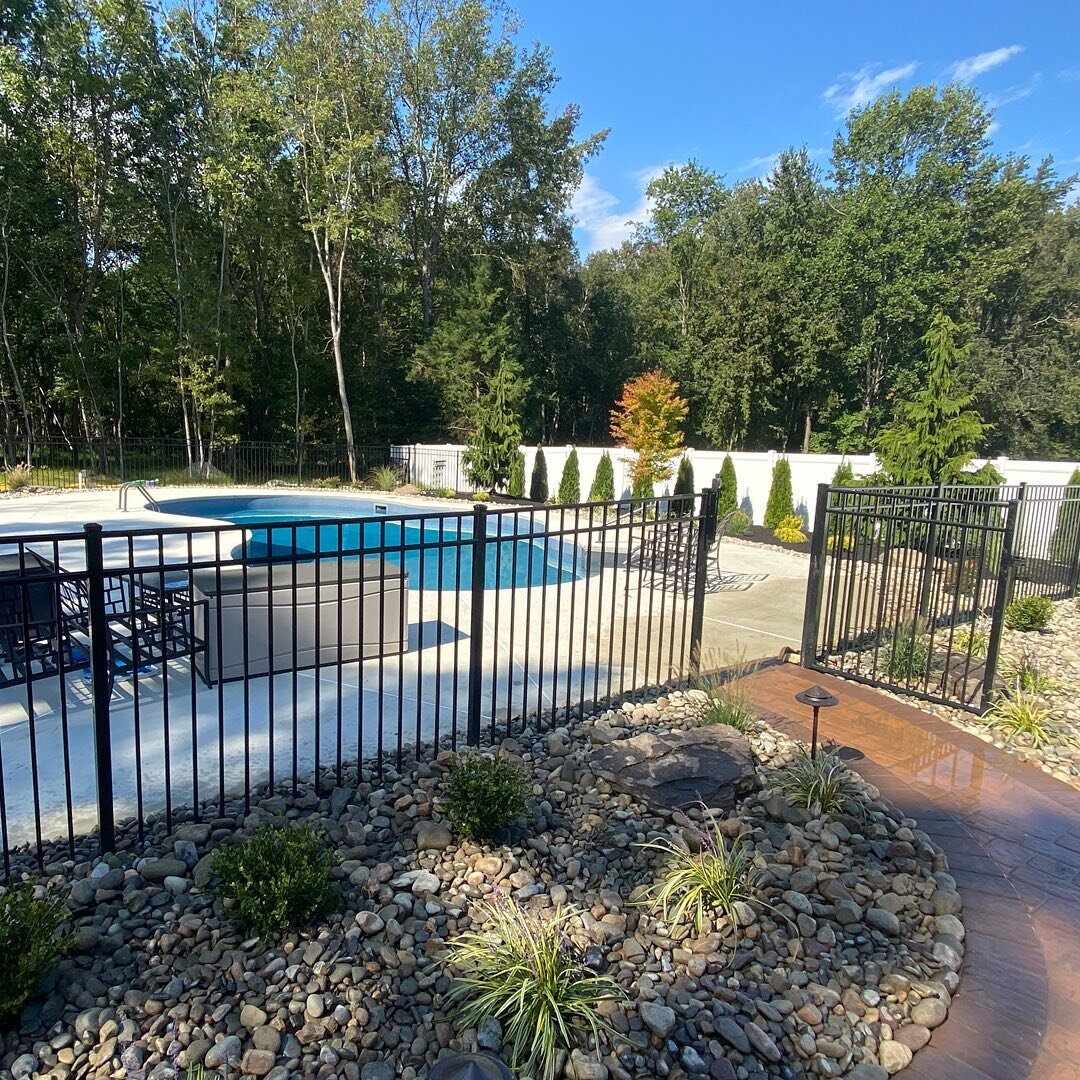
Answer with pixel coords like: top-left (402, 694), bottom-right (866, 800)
top-left (0, 551), bottom-right (67, 688)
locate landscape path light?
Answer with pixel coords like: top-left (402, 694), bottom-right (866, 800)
top-left (794, 683), bottom-right (839, 758)
top-left (428, 1052), bottom-right (516, 1080)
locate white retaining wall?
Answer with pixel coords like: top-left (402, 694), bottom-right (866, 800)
top-left (397, 443), bottom-right (1079, 531)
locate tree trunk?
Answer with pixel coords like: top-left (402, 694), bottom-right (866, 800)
top-left (802, 407), bottom-right (812, 454)
top-left (0, 217), bottom-right (32, 464)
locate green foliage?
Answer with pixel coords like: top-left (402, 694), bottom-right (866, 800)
top-left (0, 884), bottom-right (72, 1026)
top-left (2, 464), bottom-right (33, 491)
top-left (832, 461), bottom-right (856, 487)
top-left (726, 508), bottom-right (750, 535)
top-left (671, 454), bottom-right (695, 515)
top-left (443, 754), bottom-right (530, 840)
top-left (876, 310), bottom-right (987, 484)
top-left (985, 687), bottom-right (1073, 750)
top-left (638, 819), bottom-right (765, 936)
top-left (763, 459), bottom-right (795, 528)
top-left (442, 897), bottom-right (624, 1080)
top-left (507, 450), bottom-right (525, 498)
top-left (631, 472), bottom-right (654, 499)
top-left (773, 513), bottom-right (807, 543)
top-left (1001, 650), bottom-right (1057, 694)
top-left (463, 358), bottom-right (526, 493)
top-left (211, 823), bottom-right (338, 938)
top-left (589, 451), bottom-right (615, 502)
top-left (699, 680), bottom-right (755, 732)
top-left (1004, 595), bottom-right (1053, 631)
top-left (367, 464), bottom-right (401, 491)
top-left (887, 625), bottom-right (931, 681)
top-left (529, 447), bottom-right (549, 503)
top-left (773, 747), bottom-right (865, 817)
top-left (556, 448), bottom-right (581, 504)
top-left (718, 454), bottom-right (738, 515)
top-left (1050, 468), bottom-right (1080, 562)
top-left (952, 626), bottom-right (988, 658)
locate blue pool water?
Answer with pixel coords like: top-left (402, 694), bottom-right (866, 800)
top-left (154, 495), bottom-right (586, 590)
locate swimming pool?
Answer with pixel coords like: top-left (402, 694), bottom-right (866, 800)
top-left (153, 494), bottom-right (586, 590)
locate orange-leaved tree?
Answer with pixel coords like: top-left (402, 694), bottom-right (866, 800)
top-left (610, 371), bottom-right (689, 496)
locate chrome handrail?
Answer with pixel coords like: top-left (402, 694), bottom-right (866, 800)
top-left (118, 480), bottom-right (160, 512)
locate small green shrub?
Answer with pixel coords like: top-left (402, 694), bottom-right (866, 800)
top-left (763, 458), bottom-right (794, 529)
top-left (1004, 595), bottom-right (1053, 632)
top-left (1001, 650), bottom-right (1056, 695)
top-left (1050, 467), bottom-right (1080, 561)
top-left (212, 823), bottom-right (338, 938)
top-left (312, 476), bottom-right (343, 489)
top-left (773, 746), bottom-right (865, 817)
top-left (3, 464), bottom-right (33, 492)
top-left (443, 753), bottom-right (530, 839)
top-left (718, 454), bottom-right (738, 515)
top-left (557, 448), bottom-right (581, 504)
top-left (700, 680), bottom-right (755, 732)
top-left (832, 461), bottom-right (856, 487)
top-left (826, 531), bottom-right (854, 552)
top-left (442, 897), bottom-right (624, 1080)
top-left (367, 463), bottom-right (401, 491)
top-left (985, 687), bottom-right (1073, 750)
top-left (952, 626), bottom-right (988, 658)
top-left (773, 513), bottom-right (807, 543)
top-left (887, 625), bottom-right (930, 681)
top-left (589, 451), bottom-right (615, 502)
top-left (671, 455), bottom-right (694, 516)
top-left (529, 447), bottom-right (548, 503)
top-left (507, 450), bottom-right (525, 497)
top-left (0, 884), bottom-right (72, 1026)
top-left (726, 508), bottom-right (750, 535)
top-left (638, 818), bottom-right (765, 935)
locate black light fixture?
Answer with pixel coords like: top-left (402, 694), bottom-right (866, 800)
top-left (428, 1053), bottom-right (515, 1080)
top-left (794, 684), bottom-right (839, 758)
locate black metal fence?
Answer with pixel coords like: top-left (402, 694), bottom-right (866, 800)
top-left (802, 482), bottom-right (1080, 713)
top-left (0, 487), bottom-right (719, 877)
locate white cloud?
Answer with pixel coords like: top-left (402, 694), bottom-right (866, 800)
top-left (823, 62), bottom-right (918, 118)
top-left (988, 73), bottom-right (1041, 107)
top-left (571, 166), bottom-right (668, 254)
top-left (949, 45), bottom-right (1023, 83)
top-left (740, 152), bottom-right (782, 176)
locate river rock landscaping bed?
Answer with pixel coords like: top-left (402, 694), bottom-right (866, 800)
top-left (0, 689), bottom-right (965, 1080)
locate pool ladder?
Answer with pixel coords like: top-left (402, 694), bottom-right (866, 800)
top-left (118, 480), bottom-right (161, 512)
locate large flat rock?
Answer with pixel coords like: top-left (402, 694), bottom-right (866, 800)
top-left (589, 727), bottom-right (758, 812)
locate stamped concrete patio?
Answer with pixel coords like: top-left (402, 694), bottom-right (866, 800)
top-left (745, 663), bottom-right (1080, 1080)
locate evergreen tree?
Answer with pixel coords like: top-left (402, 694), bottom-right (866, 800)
top-left (589, 451), bottom-right (615, 501)
top-left (832, 461), bottom-right (856, 487)
top-left (719, 454), bottom-right (738, 515)
top-left (875, 310), bottom-right (986, 485)
top-left (462, 359), bottom-right (524, 492)
top-left (631, 473), bottom-right (654, 499)
top-left (1051, 466), bottom-right (1080, 562)
top-left (557, 448), bottom-right (581, 503)
top-left (507, 450), bottom-right (525, 497)
top-left (529, 446), bottom-right (548, 502)
top-left (672, 454), bottom-right (694, 515)
top-left (764, 458), bottom-right (795, 528)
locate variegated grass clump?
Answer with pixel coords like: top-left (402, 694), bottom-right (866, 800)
top-left (441, 896), bottom-right (624, 1080)
top-left (773, 745), bottom-right (865, 817)
top-left (637, 815), bottom-right (766, 936)
top-left (985, 684), bottom-right (1074, 750)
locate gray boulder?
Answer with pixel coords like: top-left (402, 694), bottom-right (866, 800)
top-left (589, 727), bottom-right (757, 812)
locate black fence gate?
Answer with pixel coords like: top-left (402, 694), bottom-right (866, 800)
top-left (802, 481), bottom-right (1080, 713)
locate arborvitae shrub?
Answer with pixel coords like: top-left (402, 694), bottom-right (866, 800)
top-left (507, 450), bottom-right (525, 497)
top-left (529, 447), bottom-right (548, 503)
top-left (557, 448), bottom-right (581, 504)
top-left (631, 473), bottom-right (654, 499)
top-left (832, 461), bottom-right (856, 487)
top-left (719, 455), bottom-right (738, 515)
top-left (672, 455), bottom-right (694, 515)
top-left (763, 458), bottom-right (795, 529)
top-left (1051, 466), bottom-right (1080, 562)
top-left (589, 451), bottom-right (615, 502)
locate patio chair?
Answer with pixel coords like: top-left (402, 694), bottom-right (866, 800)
top-left (629, 508), bottom-right (740, 588)
top-left (0, 550), bottom-right (65, 688)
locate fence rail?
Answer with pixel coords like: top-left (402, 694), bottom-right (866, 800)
top-left (802, 482), bottom-right (1080, 713)
top-left (0, 488), bottom-right (717, 877)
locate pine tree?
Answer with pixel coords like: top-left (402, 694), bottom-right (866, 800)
top-left (672, 455), bottom-right (694, 515)
top-left (507, 450), bottom-right (525, 497)
top-left (718, 454), bottom-right (738, 515)
top-left (764, 458), bottom-right (795, 528)
top-left (589, 451), bottom-right (615, 502)
top-left (832, 461), bottom-right (856, 487)
top-left (557, 448), bottom-right (581, 503)
top-left (529, 447), bottom-right (548, 503)
top-left (875, 309), bottom-right (986, 485)
top-left (462, 358), bottom-right (524, 492)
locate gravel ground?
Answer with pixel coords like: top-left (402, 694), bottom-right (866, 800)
top-left (1, 688), bottom-right (964, 1080)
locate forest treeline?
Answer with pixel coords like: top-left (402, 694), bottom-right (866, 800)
top-left (1, 0), bottom-right (1077, 477)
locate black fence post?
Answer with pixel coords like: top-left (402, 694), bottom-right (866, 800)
top-left (801, 483), bottom-right (831, 667)
top-left (466, 503), bottom-right (488, 745)
top-left (981, 498), bottom-right (1020, 712)
top-left (84, 523), bottom-right (116, 854)
top-left (688, 485), bottom-right (718, 677)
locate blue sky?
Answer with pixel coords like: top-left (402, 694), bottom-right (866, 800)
top-left (514, 0), bottom-right (1080, 255)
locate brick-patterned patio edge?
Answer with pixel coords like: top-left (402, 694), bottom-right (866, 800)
top-left (741, 663), bottom-right (1080, 1080)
